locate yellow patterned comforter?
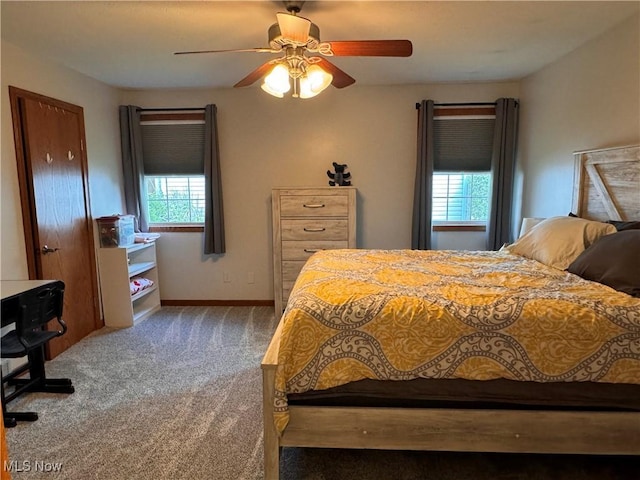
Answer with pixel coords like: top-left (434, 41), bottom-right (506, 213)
top-left (273, 249), bottom-right (640, 433)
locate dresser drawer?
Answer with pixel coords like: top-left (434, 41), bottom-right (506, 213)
top-left (280, 194), bottom-right (349, 217)
top-left (282, 266), bottom-right (303, 306)
top-left (282, 282), bottom-right (295, 305)
top-left (282, 240), bottom-right (348, 261)
top-left (281, 219), bottom-right (348, 241)
top-left (282, 260), bottom-right (306, 284)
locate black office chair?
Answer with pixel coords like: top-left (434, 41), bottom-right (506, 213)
top-left (1, 282), bottom-right (74, 428)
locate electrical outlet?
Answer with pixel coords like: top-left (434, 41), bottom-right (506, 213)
top-left (247, 271), bottom-right (255, 284)
top-left (223, 272), bottom-right (231, 283)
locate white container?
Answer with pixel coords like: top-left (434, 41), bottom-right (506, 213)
top-left (97, 215), bottom-right (135, 247)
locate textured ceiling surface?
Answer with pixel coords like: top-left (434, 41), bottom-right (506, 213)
top-left (1, 1), bottom-right (638, 89)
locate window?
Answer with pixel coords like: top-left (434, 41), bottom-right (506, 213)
top-left (432, 106), bottom-right (496, 228)
top-left (140, 112), bottom-right (206, 228)
top-left (146, 175), bottom-right (205, 224)
top-left (432, 172), bottom-right (491, 223)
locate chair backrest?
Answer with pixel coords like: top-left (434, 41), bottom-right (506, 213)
top-left (17, 282), bottom-right (66, 348)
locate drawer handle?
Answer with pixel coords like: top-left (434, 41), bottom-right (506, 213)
top-left (304, 248), bottom-right (322, 253)
top-left (303, 203), bottom-right (325, 208)
top-left (303, 227), bottom-right (326, 232)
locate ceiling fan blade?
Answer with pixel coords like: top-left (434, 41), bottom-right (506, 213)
top-left (314, 58), bottom-right (356, 89)
top-left (276, 12), bottom-right (311, 43)
top-left (233, 61), bottom-right (275, 88)
top-left (324, 40), bottom-right (413, 57)
top-left (174, 47), bottom-right (275, 55)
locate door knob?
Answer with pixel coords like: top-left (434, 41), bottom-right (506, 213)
top-left (41, 245), bottom-right (60, 255)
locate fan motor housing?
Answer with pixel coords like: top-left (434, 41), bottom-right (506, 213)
top-left (268, 22), bottom-right (320, 49)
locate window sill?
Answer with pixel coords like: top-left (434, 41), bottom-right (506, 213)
top-left (149, 225), bottom-right (204, 233)
top-left (432, 224), bottom-right (486, 232)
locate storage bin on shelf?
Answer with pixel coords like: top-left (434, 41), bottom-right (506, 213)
top-left (97, 215), bottom-right (135, 247)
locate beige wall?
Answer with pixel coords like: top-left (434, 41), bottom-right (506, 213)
top-left (518, 14), bottom-right (640, 222)
top-left (120, 82), bottom-right (519, 300)
top-left (1, 35), bottom-right (517, 302)
top-left (1, 40), bottom-right (123, 280)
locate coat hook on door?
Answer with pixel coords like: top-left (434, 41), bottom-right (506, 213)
top-left (46, 153), bottom-right (53, 164)
top-left (67, 150), bottom-right (74, 161)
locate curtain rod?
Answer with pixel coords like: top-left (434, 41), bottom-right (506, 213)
top-left (415, 101), bottom-right (520, 109)
top-left (435, 102), bottom-right (496, 107)
top-left (415, 101), bottom-right (496, 109)
top-left (139, 107), bottom-right (205, 112)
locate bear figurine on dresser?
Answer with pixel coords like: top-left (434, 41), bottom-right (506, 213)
top-left (327, 162), bottom-right (351, 186)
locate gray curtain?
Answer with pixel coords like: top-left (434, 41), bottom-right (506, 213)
top-left (204, 104), bottom-right (225, 254)
top-left (487, 98), bottom-right (519, 250)
top-left (411, 100), bottom-right (435, 250)
top-left (119, 105), bottom-right (149, 232)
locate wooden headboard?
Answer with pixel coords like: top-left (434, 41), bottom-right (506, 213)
top-left (572, 144), bottom-right (640, 222)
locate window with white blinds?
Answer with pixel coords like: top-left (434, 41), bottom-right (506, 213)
top-left (140, 113), bottom-right (206, 225)
top-left (432, 172), bottom-right (491, 223)
top-left (432, 108), bottom-right (495, 225)
top-left (146, 176), bottom-right (205, 223)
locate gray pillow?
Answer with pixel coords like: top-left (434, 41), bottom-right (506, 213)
top-left (607, 220), bottom-right (640, 231)
top-left (566, 230), bottom-right (640, 297)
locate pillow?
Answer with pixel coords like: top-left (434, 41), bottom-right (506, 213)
top-left (607, 220), bottom-right (640, 231)
top-left (567, 230), bottom-right (640, 297)
top-left (569, 212), bottom-right (640, 231)
top-left (504, 216), bottom-right (616, 269)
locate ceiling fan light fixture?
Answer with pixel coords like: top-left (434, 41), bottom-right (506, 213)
top-left (261, 64), bottom-right (291, 97)
top-left (261, 83), bottom-right (285, 98)
top-left (176, 3), bottom-right (413, 97)
top-left (299, 65), bottom-right (333, 99)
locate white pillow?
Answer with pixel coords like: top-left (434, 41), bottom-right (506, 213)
top-left (504, 216), bottom-right (616, 269)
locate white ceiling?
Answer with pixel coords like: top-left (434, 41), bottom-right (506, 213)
top-left (1, 1), bottom-right (638, 90)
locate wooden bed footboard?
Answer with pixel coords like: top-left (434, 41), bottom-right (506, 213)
top-left (261, 318), bottom-right (640, 480)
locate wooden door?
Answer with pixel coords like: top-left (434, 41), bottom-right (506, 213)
top-left (9, 87), bottom-right (102, 358)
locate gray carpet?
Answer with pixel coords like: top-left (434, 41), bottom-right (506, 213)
top-left (4, 306), bottom-right (637, 480)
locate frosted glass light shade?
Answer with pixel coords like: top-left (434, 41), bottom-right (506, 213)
top-left (261, 64), bottom-right (291, 97)
top-left (299, 65), bottom-right (332, 99)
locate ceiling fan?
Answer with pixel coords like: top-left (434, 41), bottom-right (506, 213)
top-left (174, 1), bottom-right (413, 99)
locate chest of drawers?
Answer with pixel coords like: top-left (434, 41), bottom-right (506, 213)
top-left (272, 187), bottom-right (357, 315)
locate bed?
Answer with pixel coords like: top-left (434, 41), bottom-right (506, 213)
top-left (261, 144), bottom-right (640, 480)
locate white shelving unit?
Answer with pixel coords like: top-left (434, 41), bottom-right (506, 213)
top-left (97, 241), bottom-right (161, 327)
